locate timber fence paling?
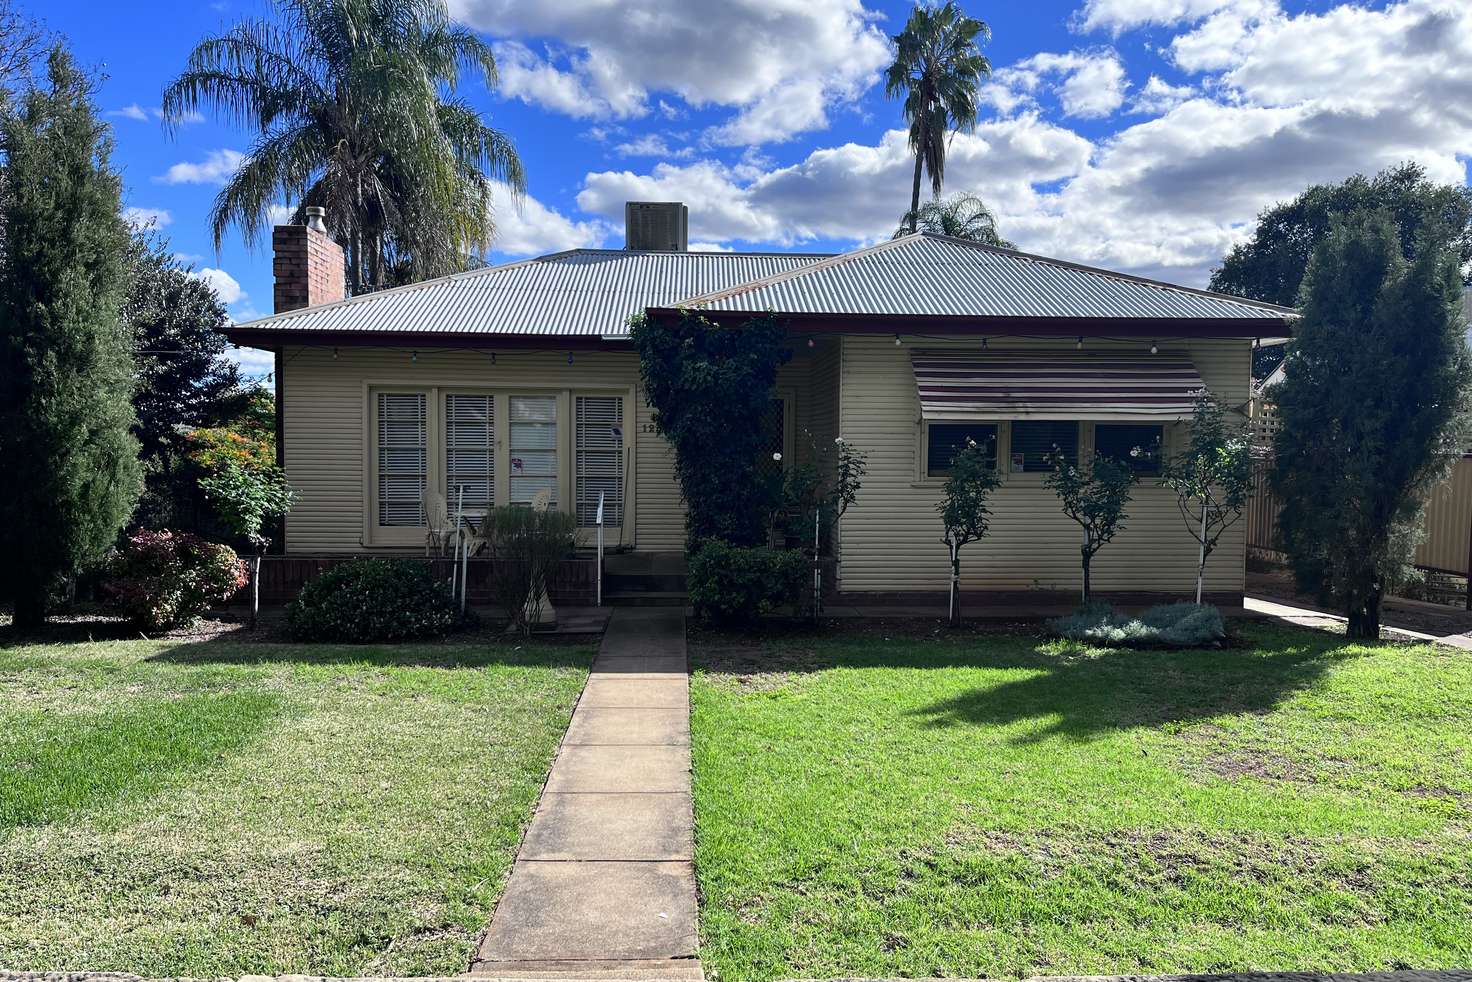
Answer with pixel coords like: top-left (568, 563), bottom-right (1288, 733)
top-left (1246, 454), bottom-right (1472, 581)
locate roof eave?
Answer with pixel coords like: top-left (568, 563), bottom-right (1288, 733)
top-left (225, 326), bottom-right (631, 349)
top-left (644, 308), bottom-right (1294, 338)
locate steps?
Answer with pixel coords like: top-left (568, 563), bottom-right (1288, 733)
top-left (602, 552), bottom-right (687, 606)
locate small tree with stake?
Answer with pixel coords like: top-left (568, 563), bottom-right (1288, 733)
top-left (937, 436), bottom-right (1001, 626)
top-left (198, 462), bottom-right (294, 629)
top-left (1160, 391), bottom-right (1254, 603)
top-left (1046, 451), bottom-right (1137, 603)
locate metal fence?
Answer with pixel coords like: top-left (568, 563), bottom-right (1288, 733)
top-left (1248, 455), bottom-right (1472, 589)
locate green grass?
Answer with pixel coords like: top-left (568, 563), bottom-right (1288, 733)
top-left (0, 633), bottom-right (592, 976)
top-left (691, 622), bottom-right (1472, 981)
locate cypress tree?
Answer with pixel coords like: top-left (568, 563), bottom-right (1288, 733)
top-left (0, 47), bottom-right (141, 627)
top-left (1273, 210), bottom-right (1472, 639)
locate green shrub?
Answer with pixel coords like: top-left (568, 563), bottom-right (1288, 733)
top-left (482, 506), bottom-right (578, 636)
top-left (1047, 601), bottom-right (1226, 648)
top-left (287, 559), bottom-right (459, 642)
top-left (688, 540), bottom-right (808, 626)
top-left (102, 530), bottom-right (249, 631)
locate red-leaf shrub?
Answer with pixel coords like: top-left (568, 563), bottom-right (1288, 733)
top-left (103, 530), bottom-right (248, 630)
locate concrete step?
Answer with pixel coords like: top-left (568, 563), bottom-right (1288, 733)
top-left (604, 572), bottom-right (689, 594)
top-left (603, 592), bottom-right (688, 607)
top-left (469, 958), bottom-right (703, 980)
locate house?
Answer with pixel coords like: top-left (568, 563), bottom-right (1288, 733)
top-left (229, 202), bottom-right (1295, 605)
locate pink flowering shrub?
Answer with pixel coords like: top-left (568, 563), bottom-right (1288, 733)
top-left (103, 530), bottom-right (249, 631)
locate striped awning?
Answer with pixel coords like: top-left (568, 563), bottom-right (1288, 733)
top-left (912, 349), bottom-right (1208, 421)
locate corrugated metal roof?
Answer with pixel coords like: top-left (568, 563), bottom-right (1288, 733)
top-left (913, 348), bottom-right (1208, 421)
top-left (678, 234), bottom-right (1295, 322)
top-left (232, 248), bottom-right (830, 338)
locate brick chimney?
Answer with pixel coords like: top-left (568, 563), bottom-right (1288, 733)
top-left (273, 206), bottom-right (346, 313)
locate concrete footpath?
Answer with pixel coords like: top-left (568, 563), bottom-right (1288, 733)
top-left (471, 607), bottom-right (699, 981)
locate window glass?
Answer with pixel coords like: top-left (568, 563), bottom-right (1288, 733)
top-left (377, 392), bottom-right (427, 526)
top-left (509, 395), bottom-right (558, 507)
top-left (576, 396), bottom-right (624, 527)
top-left (1010, 420), bottom-right (1078, 473)
top-left (927, 422), bottom-right (998, 476)
top-left (445, 394), bottom-right (493, 525)
top-left (1095, 423), bottom-right (1164, 474)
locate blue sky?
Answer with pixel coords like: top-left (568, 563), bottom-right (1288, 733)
top-left (34, 0), bottom-right (1471, 378)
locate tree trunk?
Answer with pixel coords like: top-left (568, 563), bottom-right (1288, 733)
top-left (949, 542), bottom-right (961, 627)
top-left (1081, 547), bottom-right (1092, 604)
top-left (1346, 587), bottom-right (1381, 640)
top-left (12, 582), bottom-right (46, 629)
top-left (1196, 498), bottom-right (1208, 604)
top-left (909, 151), bottom-right (923, 233)
top-left (250, 549), bottom-right (262, 632)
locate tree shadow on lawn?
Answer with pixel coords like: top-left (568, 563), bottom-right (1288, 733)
top-left (905, 637), bottom-right (1359, 743)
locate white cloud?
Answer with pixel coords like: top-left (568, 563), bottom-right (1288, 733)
top-left (579, 120), bottom-right (1093, 247)
top-left (613, 134), bottom-right (694, 159)
top-left (267, 203), bottom-right (295, 225)
top-left (990, 50), bottom-right (1129, 119)
top-left (108, 104), bottom-right (150, 122)
top-left (123, 206), bottom-right (172, 230)
top-left (490, 182), bottom-right (611, 256)
top-left (455, 0), bottom-right (890, 145)
top-left (157, 148), bottom-right (244, 185)
top-left (1074, 0), bottom-right (1250, 34)
top-left (225, 346), bottom-right (276, 380)
top-left (108, 104), bottom-right (203, 124)
top-left (1130, 75), bottom-right (1195, 115)
top-left (190, 267), bottom-right (246, 305)
top-left (577, 0), bottom-right (1472, 288)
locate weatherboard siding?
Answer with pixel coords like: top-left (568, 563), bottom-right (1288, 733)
top-left (834, 335), bottom-right (1252, 597)
top-left (280, 345), bottom-right (690, 553)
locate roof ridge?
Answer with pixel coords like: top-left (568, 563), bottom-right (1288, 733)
top-left (674, 230), bottom-right (1296, 317)
top-left (676, 235), bottom-right (917, 308)
top-left (911, 231), bottom-right (1298, 316)
top-left (230, 247), bottom-right (837, 330)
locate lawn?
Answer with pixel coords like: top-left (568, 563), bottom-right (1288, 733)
top-left (691, 621), bottom-right (1472, 981)
top-left (0, 629), bottom-right (592, 976)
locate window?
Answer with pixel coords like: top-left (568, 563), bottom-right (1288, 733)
top-left (755, 397), bottom-right (786, 484)
top-left (376, 392), bottom-right (427, 526)
top-left (576, 395), bottom-right (624, 527)
top-left (445, 393), bottom-right (493, 524)
top-left (927, 422), bottom-right (998, 476)
top-left (509, 395), bottom-right (558, 507)
top-left (1010, 420), bottom-right (1078, 473)
top-left (1095, 423), bottom-right (1164, 474)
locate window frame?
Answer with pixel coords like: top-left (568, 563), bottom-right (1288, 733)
top-left (366, 385), bottom-right (438, 547)
top-left (923, 420), bottom-right (1001, 478)
top-left (1093, 422), bottom-right (1167, 476)
top-left (364, 382), bottom-right (635, 548)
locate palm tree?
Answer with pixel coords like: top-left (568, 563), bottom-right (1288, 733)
top-left (885, 2), bottom-right (990, 234)
top-left (894, 191), bottom-right (1012, 246)
top-left (162, 0), bottom-right (524, 294)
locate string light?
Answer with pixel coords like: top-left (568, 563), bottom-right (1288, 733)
top-left (567, 351), bottom-right (575, 364)
top-left (981, 337), bottom-right (988, 349)
top-left (411, 350), bottom-right (418, 363)
top-left (332, 347), bottom-right (338, 359)
top-left (1075, 336), bottom-right (1083, 350)
top-left (807, 338), bottom-right (816, 348)
top-left (489, 352), bottom-right (496, 365)
top-left (894, 334), bottom-right (902, 346)
top-left (1149, 342), bottom-right (1159, 355)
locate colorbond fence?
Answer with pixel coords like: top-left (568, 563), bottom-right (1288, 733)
top-left (1248, 455), bottom-right (1472, 595)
